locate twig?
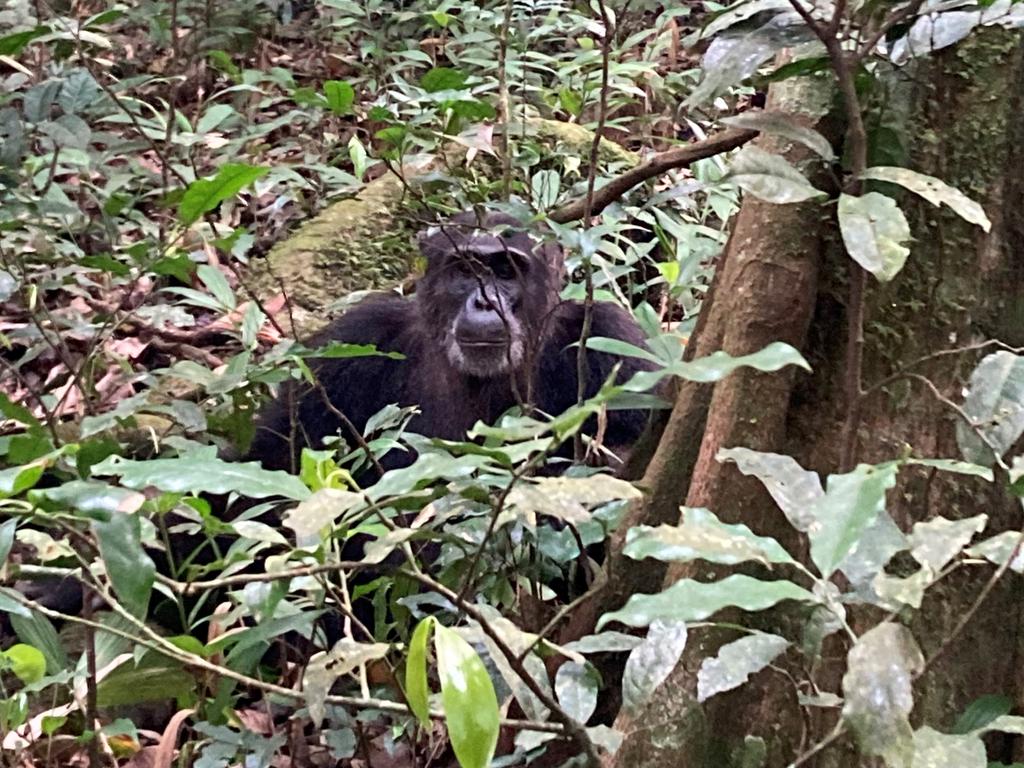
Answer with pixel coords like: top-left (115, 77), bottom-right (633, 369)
top-left (788, 719), bottom-right (845, 767)
top-left (856, 0), bottom-right (928, 61)
top-left (549, 129), bottom-right (758, 223)
top-left (574, 0), bottom-right (613, 463)
top-left (497, 0), bottom-right (515, 199)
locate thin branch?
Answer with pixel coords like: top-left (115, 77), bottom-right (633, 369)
top-left (549, 128), bottom-right (758, 224)
top-left (856, 0), bottom-right (928, 61)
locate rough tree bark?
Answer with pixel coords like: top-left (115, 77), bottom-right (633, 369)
top-left (607, 30), bottom-right (1024, 768)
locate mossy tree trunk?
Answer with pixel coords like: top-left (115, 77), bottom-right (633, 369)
top-left (607, 30), bottom-right (1024, 768)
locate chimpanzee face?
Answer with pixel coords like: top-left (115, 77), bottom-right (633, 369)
top-left (417, 213), bottom-right (559, 379)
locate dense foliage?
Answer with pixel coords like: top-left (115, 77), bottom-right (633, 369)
top-left (1, 1), bottom-right (1023, 767)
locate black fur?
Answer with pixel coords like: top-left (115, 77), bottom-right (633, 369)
top-left (247, 212), bottom-right (655, 474)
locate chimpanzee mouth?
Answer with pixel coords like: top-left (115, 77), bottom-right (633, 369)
top-left (455, 337), bottom-right (510, 348)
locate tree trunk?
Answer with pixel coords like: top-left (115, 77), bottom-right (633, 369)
top-left (608, 30), bottom-right (1024, 768)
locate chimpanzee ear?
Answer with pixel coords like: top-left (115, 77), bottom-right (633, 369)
top-left (536, 238), bottom-right (566, 285)
top-left (417, 225), bottom-right (463, 263)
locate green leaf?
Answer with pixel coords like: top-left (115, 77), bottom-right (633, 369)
top-left (406, 618), bottom-right (435, 728)
top-left (599, 574), bottom-right (817, 629)
top-left (862, 166), bottom-right (991, 232)
top-left (717, 447), bottom-right (823, 531)
top-left (32, 480), bottom-right (145, 515)
top-left (93, 512), bottom-right (155, 619)
top-left (623, 342), bottom-right (810, 392)
top-left (0, 27), bottom-right (48, 56)
top-left (9, 611), bottom-right (68, 674)
top-left (722, 111), bottom-right (834, 161)
top-left (842, 623), bottom-right (924, 768)
top-left (621, 620), bottom-right (687, 716)
top-left (838, 192), bottom-right (911, 281)
top-left (178, 164), bottom-right (269, 225)
top-left (904, 457), bottom-right (993, 481)
top-left (435, 624), bottom-right (500, 768)
top-left (697, 633), bottom-right (789, 702)
top-left (624, 507), bottom-right (794, 566)
top-left (559, 88), bottom-right (583, 117)
top-left (196, 264), bottom-right (236, 309)
top-left (323, 80), bottom-right (355, 116)
top-left (91, 452), bottom-right (311, 501)
top-left (2, 644), bottom-right (46, 684)
top-left (725, 146), bottom-right (826, 204)
top-left (420, 67), bottom-right (468, 93)
top-left (956, 352), bottom-right (1024, 466)
top-left (95, 654), bottom-right (196, 707)
top-left (0, 518), bottom-right (15, 565)
top-left (0, 392), bottom-right (44, 436)
top-left (584, 336), bottom-right (663, 365)
top-left (0, 461), bottom-right (46, 499)
top-left (966, 531), bottom-right (1024, 573)
top-left (809, 462), bottom-right (898, 578)
top-left (953, 695), bottom-right (1013, 734)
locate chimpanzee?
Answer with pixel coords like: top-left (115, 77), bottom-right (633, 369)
top-left (246, 210), bottom-right (656, 475)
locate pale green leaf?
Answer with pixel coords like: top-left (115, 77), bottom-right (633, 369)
top-left (406, 618), bottom-right (435, 728)
top-left (862, 166), bottom-right (991, 232)
top-left (842, 623), bottom-right (924, 768)
top-left (966, 531), bottom-right (1024, 573)
top-left (907, 514), bottom-right (987, 572)
top-left (599, 574), bottom-right (817, 629)
top-left (91, 451), bottom-right (311, 501)
top-left (725, 146), bottom-right (826, 204)
top-left (722, 110), bottom-right (834, 160)
top-left (910, 727), bottom-right (985, 768)
top-left (809, 462), bottom-right (898, 578)
top-left (717, 448), bottom-right (823, 531)
top-left (621, 620), bottom-right (687, 716)
top-left (555, 661), bottom-right (599, 724)
top-left (624, 507), bottom-right (794, 566)
top-left (956, 351), bottom-right (1024, 465)
top-left (304, 639), bottom-right (390, 727)
top-left (507, 475), bottom-right (640, 526)
top-left (697, 633), bottom-right (789, 702)
top-left (2, 644), bottom-right (46, 684)
top-left (283, 489), bottom-right (362, 548)
top-left (838, 192), bottom-right (911, 281)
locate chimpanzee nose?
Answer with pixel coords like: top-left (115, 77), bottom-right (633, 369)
top-left (457, 288), bottom-right (509, 345)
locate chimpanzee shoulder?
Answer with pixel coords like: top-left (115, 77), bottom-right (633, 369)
top-left (246, 294), bottom-right (415, 471)
top-left (536, 300), bottom-right (655, 451)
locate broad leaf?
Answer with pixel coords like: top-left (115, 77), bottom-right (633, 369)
top-left (420, 67), bottom-right (468, 93)
top-left (179, 163), bottom-right (269, 225)
top-left (555, 661), bottom-right (599, 724)
top-left (32, 481), bottom-right (145, 515)
top-left (283, 489), bottom-right (363, 548)
top-left (0, 517), bottom-right (15, 565)
top-left (624, 507), bottom-right (794, 566)
top-left (956, 352), bottom-right (1024, 465)
top-left (9, 611), bottom-right (68, 674)
top-left (953, 694), bottom-right (1013, 734)
top-left (809, 462), bottom-right (898, 578)
top-left (862, 166), bottom-right (990, 231)
top-left (2, 644), bottom-right (46, 684)
top-left (435, 624), bottom-right (500, 768)
top-left (717, 447), bottom-right (823, 531)
top-left (599, 574), bottom-right (816, 629)
top-left (725, 146), bottom-right (825, 204)
top-left (842, 623), bottom-right (924, 768)
top-left (93, 512), bottom-right (155, 619)
top-left (323, 80), bottom-right (355, 115)
top-left (697, 633), bottom-right (789, 702)
top-left (92, 451), bottom-right (311, 501)
top-left (563, 632), bottom-right (643, 654)
top-left (838, 192), bottom-right (911, 281)
top-left (722, 111), bottom-right (834, 160)
top-left (621, 620), bottom-right (687, 716)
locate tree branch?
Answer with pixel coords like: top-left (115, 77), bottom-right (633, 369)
top-left (549, 128), bottom-right (759, 224)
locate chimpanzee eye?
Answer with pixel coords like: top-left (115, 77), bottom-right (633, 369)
top-left (491, 257), bottom-right (516, 280)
